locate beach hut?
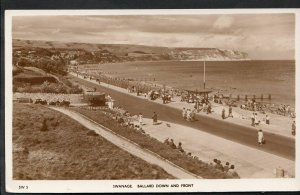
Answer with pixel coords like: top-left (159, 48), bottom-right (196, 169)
top-left (83, 91), bottom-right (106, 106)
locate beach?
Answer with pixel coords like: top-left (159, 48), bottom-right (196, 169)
top-left (94, 60), bottom-right (295, 106)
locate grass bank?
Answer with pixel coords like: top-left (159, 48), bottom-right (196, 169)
top-left (13, 103), bottom-right (174, 179)
top-left (70, 107), bottom-right (237, 179)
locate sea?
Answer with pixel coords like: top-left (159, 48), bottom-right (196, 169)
top-left (97, 60), bottom-right (295, 106)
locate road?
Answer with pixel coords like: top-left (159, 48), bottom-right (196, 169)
top-left (51, 107), bottom-right (200, 179)
top-left (70, 76), bottom-right (295, 160)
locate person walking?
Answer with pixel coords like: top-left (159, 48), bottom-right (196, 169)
top-left (207, 103), bottom-right (212, 114)
top-left (265, 114), bottom-right (270, 125)
top-left (182, 107), bottom-right (187, 119)
top-left (152, 112), bottom-right (158, 125)
top-left (138, 113), bottom-right (143, 126)
top-left (292, 121), bottom-right (296, 136)
top-left (162, 94), bottom-right (166, 104)
top-left (251, 112), bottom-right (255, 126)
top-left (222, 107), bottom-right (226, 119)
top-left (186, 109), bottom-right (191, 121)
top-left (258, 129), bottom-right (264, 145)
top-left (203, 102), bottom-right (207, 112)
top-left (228, 105), bottom-right (233, 118)
top-left (254, 113), bottom-right (259, 126)
top-left (195, 101), bottom-right (200, 112)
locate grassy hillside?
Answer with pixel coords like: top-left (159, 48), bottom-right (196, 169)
top-left (13, 39), bottom-right (249, 63)
top-left (13, 103), bottom-right (174, 179)
top-left (13, 39), bottom-right (169, 54)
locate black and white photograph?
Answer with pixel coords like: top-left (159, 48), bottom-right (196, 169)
top-left (4, 9), bottom-right (300, 192)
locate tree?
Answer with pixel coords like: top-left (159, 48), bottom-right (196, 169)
top-left (40, 81), bottom-right (51, 93)
top-left (18, 58), bottom-right (32, 67)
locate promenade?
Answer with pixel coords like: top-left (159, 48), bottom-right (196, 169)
top-left (70, 72), bottom-right (295, 139)
top-left (68, 73), bottom-right (295, 177)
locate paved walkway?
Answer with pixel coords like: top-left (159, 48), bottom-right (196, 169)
top-left (51, 107), bottom-right (200, 179)
top-left (134, 118), bottom-right (295, 178)
top-left (70, 73), bottom-right (295, 139)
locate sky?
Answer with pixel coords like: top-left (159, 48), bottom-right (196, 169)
top-left (12, 14), bottom-right (295, 60)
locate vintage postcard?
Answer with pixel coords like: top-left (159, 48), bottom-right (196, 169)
top-left (5, 9), bottom-right (300, 192)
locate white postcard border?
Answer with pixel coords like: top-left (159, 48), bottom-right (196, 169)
top-left (5, 9), bottom-right (300, 193)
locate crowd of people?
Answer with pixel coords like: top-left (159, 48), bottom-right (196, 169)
top-left (77, 70), bottom-right (296, 120)
top-left (77, 71), bottom-right (296, 140)
top-left (181, 93), bottom-right (198, 103)
top-left (163, 138), bottom-right (185, 152)
top-left (87, 72), bottom-right (183, 105)
top-left (210, 159), bottom-right (240, 178)
top-left (249, 112), bottom-right (271, 127)
top-left (163, 137), bottom-right (240, 178)
top-left (240, 99), bottom-right (264, 112)
top-left (250, 112), bottom-right (295, 136)
top-left (277, 104), bottom-right (294, 117)
top-left (163, 138), bottom-right (201, 162)
top-left (101, 106), bottom-right (161, 133)
top-left (101, 106), bottom-right (147, 134)
top-left (182, 108), bottom-right (197, 121)
top-left (181, 99), bottom-right (213, 122)
top-left (240, 99), bottom-right (295, 118)
top-left (220, 105), bottom-right (233, 120)
top-left (194, 100), bottom-right (212, 114)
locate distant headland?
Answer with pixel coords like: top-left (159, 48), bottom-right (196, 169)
top-left (13, 39), bottom-right (250, 64)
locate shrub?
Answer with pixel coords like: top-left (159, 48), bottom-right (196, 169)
top-left (87, 130), bottom-right (99, 136)
top-left (68, 85), bottom-right (83, 94)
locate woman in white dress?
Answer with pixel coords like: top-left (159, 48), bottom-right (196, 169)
top-left (138, 113), bottom-right (143, 126)
top-left (258, 129), bottom-right (264, 145)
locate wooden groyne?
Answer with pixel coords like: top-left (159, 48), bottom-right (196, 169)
top-left (222, 94), bottom-right (272, 101)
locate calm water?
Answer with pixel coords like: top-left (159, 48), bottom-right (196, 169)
top-left (98, 60), bottom-right (295, 105)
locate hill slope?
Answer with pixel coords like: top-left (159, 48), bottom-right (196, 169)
top-left (13, 39), bottom-right (250, 63)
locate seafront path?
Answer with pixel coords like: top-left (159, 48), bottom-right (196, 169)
top-left (68, 73), bottom-right (295, 177)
